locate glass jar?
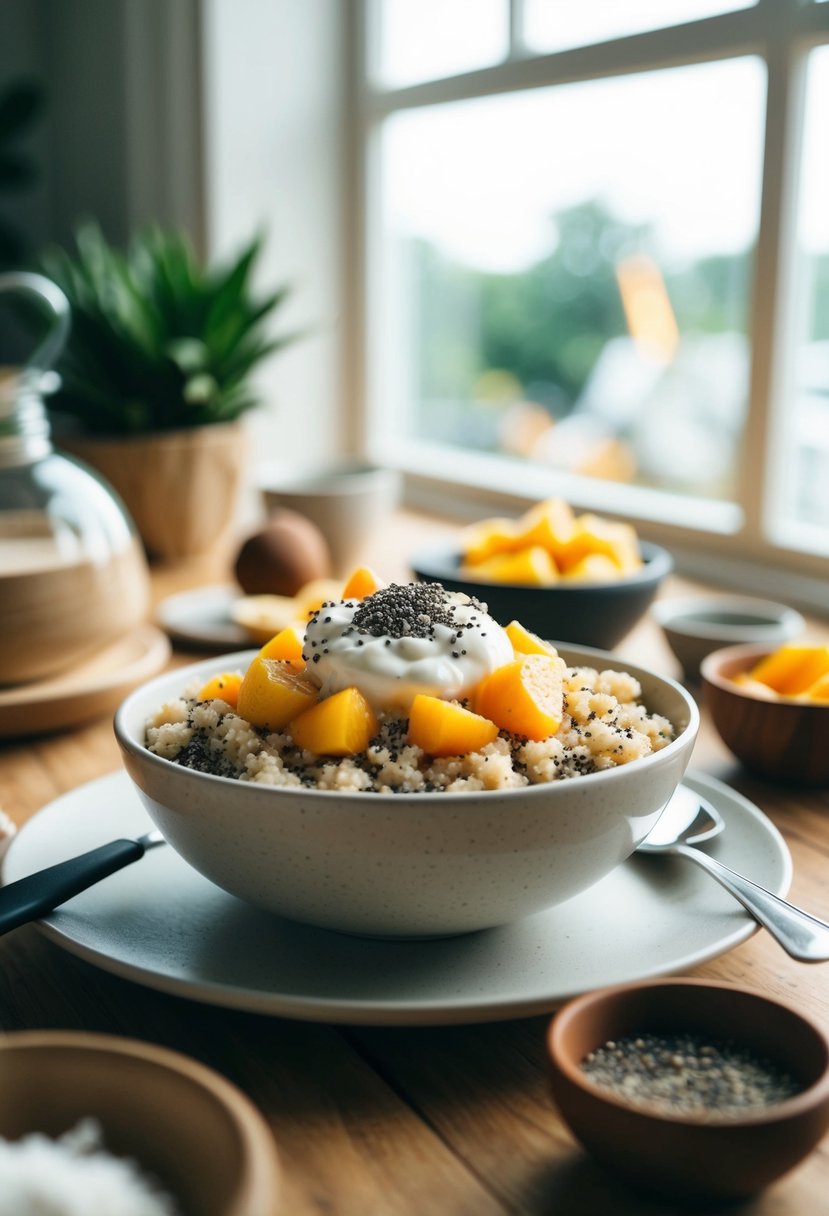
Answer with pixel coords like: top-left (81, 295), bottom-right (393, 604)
top-left (0, 272), bottom-right (150, 686)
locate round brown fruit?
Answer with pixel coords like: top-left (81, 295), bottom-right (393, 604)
top-left (233, 510), bottom-right (332, 597)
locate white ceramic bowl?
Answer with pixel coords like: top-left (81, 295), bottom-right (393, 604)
top-left (115, 644), bottom-right (699, 938)
top-left (652, 594), bottom-right (804, 681)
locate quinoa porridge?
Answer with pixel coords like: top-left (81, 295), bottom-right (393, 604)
top-left (145, 580), bottom-right (674, 794)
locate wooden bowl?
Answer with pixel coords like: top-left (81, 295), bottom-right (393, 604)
top-left (547, 978), bottom-right (829, 1200)
top-left (0, 1031), bottom-right (280, 1216)
top-left (701, 643), bottom-right (829, 785)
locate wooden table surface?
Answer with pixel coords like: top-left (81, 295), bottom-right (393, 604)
top-left (1, 509), bottom-right (828, 1216)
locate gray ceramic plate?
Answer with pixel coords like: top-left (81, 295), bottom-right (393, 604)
top-left (1, 770), bottom-right (790, 1026)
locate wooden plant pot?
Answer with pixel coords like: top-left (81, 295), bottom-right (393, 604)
top-left (60, 421), bottom-right (248, 562)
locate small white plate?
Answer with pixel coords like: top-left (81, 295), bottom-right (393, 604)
top-left (155, 585), bottom-right (250, 650)
top-left (1, 770), bottom-right (790, 1026)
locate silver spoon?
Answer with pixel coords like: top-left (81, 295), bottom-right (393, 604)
top-left (639, 785), bottom-right (829, 962)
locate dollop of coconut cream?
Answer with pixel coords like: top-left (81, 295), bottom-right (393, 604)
top-left (302, 582), bottom-right (513, 710)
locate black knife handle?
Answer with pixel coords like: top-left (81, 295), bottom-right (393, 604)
top-left (0, 839), bottom-right (145, 935)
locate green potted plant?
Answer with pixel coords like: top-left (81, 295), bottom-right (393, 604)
top-left (40, 223), bottom-right (297, 560)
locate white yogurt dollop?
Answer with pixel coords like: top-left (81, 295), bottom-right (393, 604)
top-left (303, 583), bottom-right (513, 710)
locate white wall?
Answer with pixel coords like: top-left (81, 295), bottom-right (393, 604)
top-left (202, 0), bottom-right (346, 474)
top-left (1, 0), bottom-right (347, 481)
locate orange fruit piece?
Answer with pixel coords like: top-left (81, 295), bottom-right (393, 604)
top-left (560, 553), bottom-right (621, 583)
top-left (407, 694), bottom-right (499, 757)
top-left (341, 566), bottom-right (385, 600)
top-left (460, 517), bottom-right (519, 565)
top-left (461, 546), bottom-right (558, 586)
top-left (557, 513), bottom-right (641, 574)
top-left (290, 687), bottom-right (378, 756)
top-left (749, 646), bottom-right (829, 696)
top-left (803, 671), bottom-right (829, 703)
top-left (475, 654), bottom-right (565, 741)
top-left (197, 671), bottom-right (243, 710)
top-left (504, 620), bottom-right (559, 658)
top-left (237, 657), bottom-right (318, 731)
top-left (258, 623), bottom-right (305, 666)
top-left (511, 497), bottom-right (577, 564)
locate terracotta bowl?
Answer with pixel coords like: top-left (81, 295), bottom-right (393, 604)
top-left (547, 978), bottom-right (829, 1200)
top-left (409, 541), bottom-right (672, 650)
top-left (701, 642), bottom-right (829, 785)
top-left (0, 1031), bottom-right (280, 1216)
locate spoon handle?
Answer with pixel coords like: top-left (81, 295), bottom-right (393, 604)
top-left (0, 839), bottom-right (146, 935)
top-left (676, 844), bottom-right (829, 962)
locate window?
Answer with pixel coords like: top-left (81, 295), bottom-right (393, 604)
top-left (352, 0), bottom-right (829, 604)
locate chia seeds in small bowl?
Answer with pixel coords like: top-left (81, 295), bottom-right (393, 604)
top-left (547, 978), bottom-right (829, 1200)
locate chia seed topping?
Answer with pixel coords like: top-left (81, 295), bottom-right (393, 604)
top-left (350, 582), bottom-right (486, 639)
top-left (581, 1031), bottom-right (803, 1119)
top-left (303, 583), bottom-right (512, 710)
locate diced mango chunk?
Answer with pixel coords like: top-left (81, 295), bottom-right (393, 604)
top-left (290, 686), bottom-right (378, 756)
top-left (258, 623), bottom-right (305, 666)
top-left (460, 517), bottom-right (519, 565)
top-left (475, 653), bottom-right (565, 741)
top-left (511, 497), bottom-right (577, 565)
top-left (197, 671), bottom-right (243, 709)
top-left (237, 657), bottom-right (319, 731)
top-left (505, 620), bottom-right (559, 658)
top-left (407, 694), bottom-right (499, 757)
top-left (560, 553), bottom-right (623, 583)
top-left (803, 671), bottom-right (829, 703)
top-left (460, 546), bottom-right (558, 586)
top-left (557, 513), bottom-right (642, 574)
top-left (341, 566), bottom-right (385, 600)
top-left (457, 497), bottom-right (643, 587)
top-left (748, 646), bottom-right (829, 696)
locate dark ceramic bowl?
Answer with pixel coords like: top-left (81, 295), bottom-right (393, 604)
top-left (410, 541), bottom-right (672, 650)
top-left (653, 594), bottom-right (804, 681)
top-left (701, 643), bottom-right (829, 785)
top-left (547, 978), bottom-right (829, 1200)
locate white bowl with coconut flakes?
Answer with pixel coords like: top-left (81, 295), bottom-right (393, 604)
top-left (115, 640), bottom-right (699, 939)
top-left (0, 1031), bottom-right (279, 1216)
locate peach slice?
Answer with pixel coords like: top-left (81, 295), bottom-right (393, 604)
top-left (237, 657), bottom-right (318, 731)
top-left (290, 687), bottom-right (378, 756)
top-left (475, 653), bottom-right (565, 741)
top-left (407, 694), bottom-right (499, 757)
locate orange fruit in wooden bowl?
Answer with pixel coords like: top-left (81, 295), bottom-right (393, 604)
top-left (701, 642), bottom-right (829, 785)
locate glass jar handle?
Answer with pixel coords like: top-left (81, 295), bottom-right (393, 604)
top-left (0, 270), bottom-right (71, 388)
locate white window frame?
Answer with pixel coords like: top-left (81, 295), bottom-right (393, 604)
top-left (342, 0), bottom-right (829, 614)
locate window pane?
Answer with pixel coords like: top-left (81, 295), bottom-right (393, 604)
top-left (523, 0), bottom-right (754, 54)
top-left (376, 59), bottom-right (765, 504)
top-left (375, 0), bottom-right (508, 88)
top-left (781, 46), bottom-right (829, 547)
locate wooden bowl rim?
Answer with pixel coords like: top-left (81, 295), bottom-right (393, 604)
top-left (547, 977), bottom-right (829, 1128)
